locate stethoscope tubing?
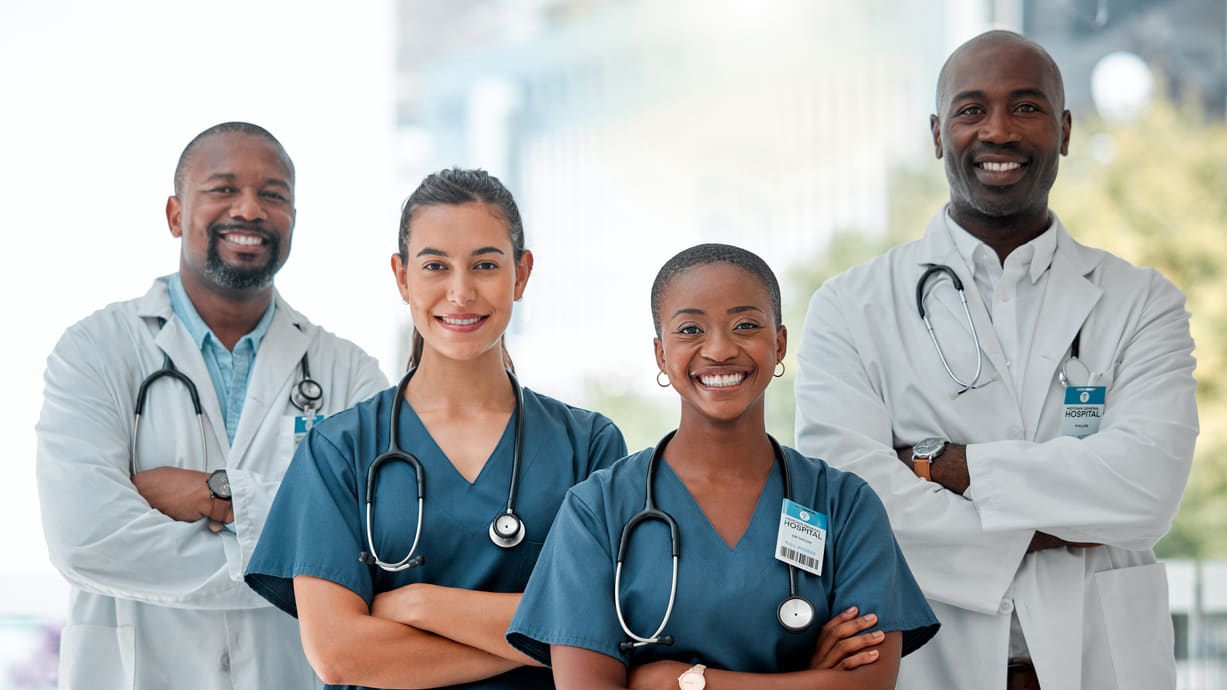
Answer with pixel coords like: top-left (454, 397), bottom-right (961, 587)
top-left (615, 431), bottom-right (812, 652)
top-left (916, 263), bottom-right (985, 394)
top-left (359, 366), bottom-right (526, 572)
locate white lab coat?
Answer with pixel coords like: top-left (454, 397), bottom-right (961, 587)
top-left (37, 276), bottom-right (388, 690)
top-left (795, 210), bottom-right (1198, 690)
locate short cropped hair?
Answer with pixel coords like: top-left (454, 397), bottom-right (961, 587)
top-left (650, 243), bottom-right (782, 337)
top-left (173, 122), bottom-right (293, 195)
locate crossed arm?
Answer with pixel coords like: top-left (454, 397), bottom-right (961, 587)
top-left (890, 445), bottom-right (1097, 552)
top-left (552, 607), bottom-right (899, 690)
top-left (294, 576), bottom-right (539, 688)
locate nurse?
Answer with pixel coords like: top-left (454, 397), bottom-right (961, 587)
top-left (245, 168), bottom-right (627, 690)
top-left (507, 244), bottom-right (939, 689)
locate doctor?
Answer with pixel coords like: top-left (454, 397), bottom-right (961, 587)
top-left (795, 31), bottom-right (1198, 690)
top-left (36, 122), bottom-right (388, 689)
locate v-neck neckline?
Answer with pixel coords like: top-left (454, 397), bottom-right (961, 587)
top-left (399, 396), bottom-right (518, 487)
top-left (657, 457), bottom-right (781, 551)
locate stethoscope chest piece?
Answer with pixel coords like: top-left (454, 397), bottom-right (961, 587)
top-left (778, 595), bottom-right (816, 632)
top-left (489, 511), bottom-right (526, 548)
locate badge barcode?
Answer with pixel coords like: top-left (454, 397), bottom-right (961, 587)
top-left (778, 546), bottom-right (818, 570)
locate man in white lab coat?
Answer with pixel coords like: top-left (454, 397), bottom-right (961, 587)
top-left (36, 122), bottom-right (388, 689)
top-left (794, 31), bottom-right (1198, 690)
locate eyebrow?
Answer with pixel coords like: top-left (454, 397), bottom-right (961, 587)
top-left (949, 87), bottom-right (1052, 105)
top-left (203, 172), bottom-right (292, 191)
top-left (415, 246), bottom-right (507, 258)
top-left (670, 305), bottom-right (766, 318)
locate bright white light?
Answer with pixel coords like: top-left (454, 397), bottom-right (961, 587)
top-left (1091, 51), bottom-right (1153, 124)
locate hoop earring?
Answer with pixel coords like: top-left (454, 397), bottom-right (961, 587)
top-left (656, 371), bottom-right (671, 388)
top-left (774, 361), bottom-right (786, 378)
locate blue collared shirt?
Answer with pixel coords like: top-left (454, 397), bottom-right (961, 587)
top-left (168, 274), bottom-right (276, 444)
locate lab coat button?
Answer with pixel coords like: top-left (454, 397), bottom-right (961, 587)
top-left (220, 650), bottom-right (230, 672)
top-left (1007, 426), bottom-right (1022, 439)
top-left (999, 600), bottom-right (1014, 614)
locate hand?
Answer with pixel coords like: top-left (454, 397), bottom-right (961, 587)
top-left (894, 443), bottom-right (970, 494)
top-left (628, 659), bottom-right (688, 690)
top-left (132, 467), bottom-right (214, 522)
top-left (810, 606), bottom-right (884, 671)
top-left (1028, 531), bottom-right (1101, 552)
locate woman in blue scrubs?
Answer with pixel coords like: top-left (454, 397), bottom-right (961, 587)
top-left (507, 244), bottom-right (938, 689)
top-left (245, 168), bottom-right (626, 690)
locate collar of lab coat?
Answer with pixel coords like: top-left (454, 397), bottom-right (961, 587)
top-left (135, 275), bottom-right (311, 462)
top-left (917, 208), bottom-right (1104, 431)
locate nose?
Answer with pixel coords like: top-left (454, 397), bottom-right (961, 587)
top-left (700, 328), bottom-right (737, 362)
top-left (978, 108), bottom-right (1020, 145)
top-left (447, 271), bottom-right (475, 306)
top-left (229, 189), bottom-right (268, 222)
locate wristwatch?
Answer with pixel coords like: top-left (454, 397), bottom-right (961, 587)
top-left (678, 664), bottom-right (706, 690)
top-left (911, 438), bottom-right (947, 481)
top-left (207, 469), bottom-right (232, 501)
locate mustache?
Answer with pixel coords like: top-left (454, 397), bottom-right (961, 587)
top-left (208, 222), bottom-right (276, 242)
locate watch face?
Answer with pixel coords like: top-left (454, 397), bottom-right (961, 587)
top-left (914, 437), bottom-right (946, 459)
top-left (678, 671), bottom-right (705, 690)
top-left (208, 470), bottom-right (231, 499)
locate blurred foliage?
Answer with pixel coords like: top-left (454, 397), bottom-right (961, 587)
top-left (1052, 98), bottom-right (1227, 559)
top-left (588, 94), bottom-right (1225, 559)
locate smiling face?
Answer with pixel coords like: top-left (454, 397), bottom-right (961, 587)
top-left (931, 32), bottom-right (1071, 240)
top-left (167, 132), bottom-right (295, 296)
top-left (391, 202), bottom-right (532, 366)
top-left (654, 261), bottom-right (786, 427)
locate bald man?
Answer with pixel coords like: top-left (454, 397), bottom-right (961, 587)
top-left (795, 31), bottom-right (1196, 690)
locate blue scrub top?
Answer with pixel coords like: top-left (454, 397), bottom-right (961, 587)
top-left (246, 384), bottom-right (626, 690)
top-left (507, 444), bottom-right (939, 673)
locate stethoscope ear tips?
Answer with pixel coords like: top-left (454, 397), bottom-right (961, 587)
top-left (778, 596), bottom-right (816, 633)
top-left (489, 512), bottom-right (526, 549)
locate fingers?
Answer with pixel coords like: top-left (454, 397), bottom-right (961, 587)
top-left (836, 644), bottom-right (882, 671)
top-left (813, 607), bottom-right (881, 669)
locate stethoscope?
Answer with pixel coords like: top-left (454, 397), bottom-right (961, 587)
top-left (357, 367), bottom-right (526, 572)
top-left (916, 263), bottom-right (1087, 393)
top-left (130, 322), bottom-right (322, 476)
top-left (615, 431), bottom-right (815, 652)
top-left (915, 263), bottom-right (987, 395)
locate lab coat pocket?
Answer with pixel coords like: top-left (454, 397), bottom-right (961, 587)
top-left (58, 623), bottom-right (135, 690)
top-left (1089, 563), bottom-right (1175, 690)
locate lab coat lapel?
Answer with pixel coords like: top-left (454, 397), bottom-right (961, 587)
top-left (229, 293), bottom-right (308, 464)
top-left (151, 309), bottom-right (231, 456)
top-left (915, 215), bottom-right (1015, 399)
top-left (1019, 222), bottom-right (1103, 435)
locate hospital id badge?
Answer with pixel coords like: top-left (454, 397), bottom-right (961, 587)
top-left (285, 414), bottom-right (324, 450)
top-left (1061, 386), bottom-right (1105, 438)
top-left (775, 498), bottom-right (826, 576)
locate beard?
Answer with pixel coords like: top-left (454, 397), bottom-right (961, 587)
top-left (205, 225), bottom-right (283, 290)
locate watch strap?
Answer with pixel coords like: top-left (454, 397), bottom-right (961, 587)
top-left (913, 458), bottom-right (933, 481)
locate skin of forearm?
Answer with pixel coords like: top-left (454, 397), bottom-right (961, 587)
top-left (373, 583), bottom-right (540, 666)
top-left (296, 577), bottom-right (518, 688)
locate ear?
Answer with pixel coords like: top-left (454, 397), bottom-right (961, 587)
top-left (930, 114), bottom-right (943, 159)
top-left (513, 250), bottom-right (534, 301)
top-left (166, 196), bottom-right (183, 237)
top-left (776, 324), bottom-right (788, 364)
top-left (1059, 109), bottom-right (1072, 156)
top-left (654, 337), bottom-right (666, 375)
top-left (390, 253), bottom-right (411, 302)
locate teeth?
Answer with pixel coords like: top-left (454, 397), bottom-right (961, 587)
top-left (980, 161), bottom-right (1021, 172)
top-left (223, 234), bottom-right (263, 246)
top-left (698, 373), bottom-right (745, 388)
top-left (441, 316), bottom-right (481, 326)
